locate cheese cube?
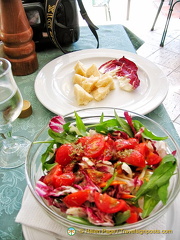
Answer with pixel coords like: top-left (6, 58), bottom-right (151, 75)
top-left (86, 64), bottom-right (101, 78)
top-left (92, 84), bottom-right (112, 101)
top-left (81, 77), bottom-right (99, 93)
top-left (74, 84), bottom-right (93, 105)
top-left (73, 74), bottom-right (86, 85)
top-left (95, 73), bottom-right (114, 88)
top-left (74, 61), bottom-right (86, 76)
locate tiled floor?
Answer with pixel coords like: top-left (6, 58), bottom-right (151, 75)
top-left (79, 0), bottom-right (180, 137)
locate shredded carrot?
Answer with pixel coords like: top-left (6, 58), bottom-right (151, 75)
top-left (120, 194), bottom-right (136, 199)
top-left (99, 180), bottom-right (126, 188)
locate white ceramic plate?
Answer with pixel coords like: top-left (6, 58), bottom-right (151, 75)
top-left (34, 49), bottom-right (168, 115)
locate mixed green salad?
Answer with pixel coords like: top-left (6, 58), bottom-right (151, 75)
top-left (35, 111), bottom-right (177, 226)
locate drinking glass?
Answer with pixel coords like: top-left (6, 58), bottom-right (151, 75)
top-left (0, 58), bottom-right (31, 168)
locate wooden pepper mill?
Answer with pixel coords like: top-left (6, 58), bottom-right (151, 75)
top-left (0, 0), bottom-right (38, 76)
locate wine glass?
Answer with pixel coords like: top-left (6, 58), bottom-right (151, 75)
top-left (0, 58), bottom-right (31, 168)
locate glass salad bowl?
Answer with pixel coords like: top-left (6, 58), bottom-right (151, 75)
top-left (25, 107), bottom-right (180, 235)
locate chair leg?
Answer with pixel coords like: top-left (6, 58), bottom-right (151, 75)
top-left (104, 3), bottom-right (111, 21)
top-left (126, 0), bottom-right (131, 20)
top-left (160, 0), bottom-right (180, 47)
top-left (151, 0), bottom-right (165, 31)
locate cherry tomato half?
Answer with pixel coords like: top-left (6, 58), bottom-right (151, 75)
top-left (94, 192), bottom-right (128, 213)
top-left (98, 137), bottom-right (115, 161)
top-left (118, 149), bottom-right (146, 168)
top-left (43, 165), bottom-right (75, 188)
top-left (134, 142), bottom-right (150, 157)
top-left (126, 211), bottom-right (138, 224)
top-left (63, 190), bottom-right (90, 207)
top-left (86, 169), bottom-right (112, 185)
top-left (115, 138), bottom-right (139, 151)
top-left (126, 205), bottom-right (142, 224)
top-left (84, 134), bottom-right (105, 158)
top-left (146, 151), bottom-right (162, 165)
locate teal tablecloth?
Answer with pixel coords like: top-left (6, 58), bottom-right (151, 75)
top-left (0, 24), bottom-right (179, 240)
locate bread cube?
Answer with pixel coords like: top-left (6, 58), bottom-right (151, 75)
top-left (74, 84), bottom-right (93, 105)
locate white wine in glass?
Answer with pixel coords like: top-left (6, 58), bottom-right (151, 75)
top-left (0, 58), bottom-right (31, 168)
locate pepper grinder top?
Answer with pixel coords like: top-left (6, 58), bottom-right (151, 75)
top-left (0, 0), bottom-right (38, 76)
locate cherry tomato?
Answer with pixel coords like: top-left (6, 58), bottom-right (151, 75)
top-left (126, 211), bottom-right (138, 223)
top-left (43, 165), bottom-right (62, 187)
top-left (98, 137), bottom-right (115, 161)
top-left (135, 142), bottom-right (149, 157)
top-left (115, 138), bottom-right (139, 151)
top-left (94, 192), bottom-right (128, 213)
top-left (84, 134), bottom-right (105, 158)
top-left (118, 149), bottom-right (146, 168)
top-left (74, 136), bottom-right (91, 158)
top-left (55, 144), bottom-right (74, 166)
top-left (126, 205), bottom-right (142, 223)
top-left (86, 169), bottom-right (112, 185)
top-left (63, 161), bottom-right (76, 173)
top-left (43, 165), bottom-right (75, 188)
top-left (43, 166), bottom-right (75, 188)
top-left (146, 151), bottom-right (162, 165)
top-left (63, 190), bottom-right (89, 207)
top-left (76, 136), bottom-right (90, 146)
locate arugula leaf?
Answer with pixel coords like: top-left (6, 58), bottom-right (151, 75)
top-left (75, 111), bottom-right (87, 136)
top-left (115, 210), bottom-right (131, 225)
top-left (142, 187), bottom-right (160, 218)
top-left (40, 142), bottom-right (56, 171)
top-left (134, 154), bottom-right (176, 200)
top-left (94, 119), bottom-right (121, 134)
top-left (48, 129), bottom-right (76, 144)
top-left (158, 181), bottom-right (169, 205)
top-left (114, 110), bottom-right (133, 137)
top-left (102, 170), bottom-right (117, 192)
top-left (133, 120), bottom-right (168, 140)
top-left (67, 215), bottom-right (93, 225)
top-left (63, 122), bottom-right (71, 132)
top-left (100, 112), bottom-right (104, 123)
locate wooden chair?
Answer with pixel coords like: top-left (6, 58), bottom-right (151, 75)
top-left (151, 0), bottom-right (180, 47)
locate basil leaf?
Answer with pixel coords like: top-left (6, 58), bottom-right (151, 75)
top-left (142, 187), bottom-right (160, 218)
top-left (133, 120), bottom-right (168, 140)
top-left (75, 112), bottom-right (87, 136)
top-left (114, 110), bottom-right (133, 137)
top-left (67, 215), bottom-right (93, 225)
top-left (115, 210), bottom-right (130, 225)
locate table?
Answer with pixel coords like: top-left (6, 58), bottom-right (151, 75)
top-left (0, 24), bottom-right (179, 240)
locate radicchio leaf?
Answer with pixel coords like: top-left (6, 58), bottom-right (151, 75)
top-left (99, 56), bottom-right (140, 90)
